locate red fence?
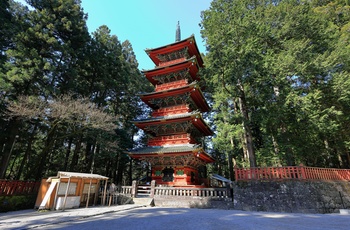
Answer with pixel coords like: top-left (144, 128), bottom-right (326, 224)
top-left (235, 165), bottom-right (350, 181)
top-left (0, 180), bottom-right (40, 196)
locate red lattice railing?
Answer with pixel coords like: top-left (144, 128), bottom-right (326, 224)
top-left (235, 165), bottom-right (350, 181)
top-left (0, 180), bottom-right (40, 196)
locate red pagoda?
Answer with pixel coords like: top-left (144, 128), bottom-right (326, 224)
top-left (127, 23), bottom-right (214, 187)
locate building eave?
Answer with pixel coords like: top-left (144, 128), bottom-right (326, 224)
top-left (127, 144), bottom-right (215, 163)
top-left (142, 56), bottom-right (200, 86)
top-left (144, 35), bottom-right (204, 67)
top-left (138, 81), bottom-right (210, 112)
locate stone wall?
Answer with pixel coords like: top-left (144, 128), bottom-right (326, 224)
top-left (153, 196), bottom-right (234, 209)
top-left (233, 180), bottom-right (350, 213)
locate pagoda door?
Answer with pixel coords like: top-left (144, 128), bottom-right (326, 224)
top-left (162, 167), bottom-right (174, 182)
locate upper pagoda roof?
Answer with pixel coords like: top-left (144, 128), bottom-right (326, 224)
top-left (139, 81), bottom-right (210, 112)
top-left (145, 35), bottom-right (204, 67)
top-left (142, 56), bottom-right (200, 86)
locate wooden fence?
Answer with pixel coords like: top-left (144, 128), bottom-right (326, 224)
top-left (118, 180), bottom-right (231, 199)
top-left (235, 165), bottom-right (350, 181)
top-left (153, 186), bottom-right (230, 198)
top-left (0, 180), bottom-right (41, 196)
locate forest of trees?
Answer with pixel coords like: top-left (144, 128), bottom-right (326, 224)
top-left (200, 0), bottom-right (350, 180)
top-left (0, 0), bottom-right (151, 183)
top-left (0, 0), bottom-right (349, 184)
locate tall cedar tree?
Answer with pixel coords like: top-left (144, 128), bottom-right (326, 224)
top-left (200, 0), bottom-right (349, 170)
top-left (0, 0), bottom-right (147, 182)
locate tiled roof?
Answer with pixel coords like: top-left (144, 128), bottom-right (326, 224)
top-left (128, 144), bottom-right (201, 155)
top-left (47, 171), bottom-right (108, 182)
top-left (144, 35), bottom-right (203, 67)
top-left (141, 56), bottom-right (197, 73)
top-left (132, 111), bottom-right (200, 123)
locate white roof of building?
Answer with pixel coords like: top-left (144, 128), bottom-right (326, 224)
top-left (47, 171), bottom-right (108, 182)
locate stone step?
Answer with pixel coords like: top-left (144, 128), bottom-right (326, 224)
top-left (340, 209), bottom-right (350, 215)
top-left (132, 197), bottom-right (155, 206)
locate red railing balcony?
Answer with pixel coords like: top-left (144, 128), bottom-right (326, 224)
top-left (234, 165), bottom-right (350, 181)
top-left (152, 105), bottom-right (190, 117)
top-left (0, 180), bottom-right (41, 196)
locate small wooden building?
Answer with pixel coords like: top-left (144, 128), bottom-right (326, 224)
top-left (35, 171), bottom-right (108, 210)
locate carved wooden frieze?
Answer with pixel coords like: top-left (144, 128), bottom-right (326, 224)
top-left (153, 68), bottom-right (192, 84)
top-left (156, 47), bottom-right (190, 63)
top-left (144, 121), bottom-right (192, 136)
top-left (149, 92), bottom-right (197, 109)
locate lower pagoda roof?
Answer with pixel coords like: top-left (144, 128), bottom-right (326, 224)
top-left (127, 144), bottom-right (215, 164)
top-left (128, 144), bottom-right (201, 154)
top-left (132, 111), bottom-right (213, 136)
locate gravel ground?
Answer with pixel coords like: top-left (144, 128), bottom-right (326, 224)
top-left (1, 205), bottom-right (349, 230)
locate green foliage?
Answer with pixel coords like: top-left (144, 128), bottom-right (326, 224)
top-left (0, 0), bottom-right (148, 184)
top-left (0, 195), bottom-right (37, 212)
top-left (201, 0), bottom-right (350, 174)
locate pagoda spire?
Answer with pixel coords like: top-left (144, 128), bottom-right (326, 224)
top-left (175, 21), bottom-right (181, 42)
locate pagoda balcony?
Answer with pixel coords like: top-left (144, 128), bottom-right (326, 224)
top-left (155, 79), bottom-right (189, 92)
top-left (151, 105), bottom-right (190, 117)
top-left (148, 134), bottom-right (197, 146)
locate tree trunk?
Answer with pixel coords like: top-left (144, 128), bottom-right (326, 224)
top-left (228, 137), bottom-right (234, 181)
top-left (35, 126), bottom-right (57, 180)
top-left (84, 140), bottom-right (96, 172)
top-left (15, 124), bottom-right (38, 180)
top-left (105, 151), bottom-right (111, 178)
top-left (233, 99), bottom-right (248, 162)
top-left (63, 137), bottom-right (73, 171)
top-left (237, 83), bottom-right (256, 168)
top-left (112, 151), bottom-right (119, 184)
top-left (0, 119), bottom-right (20, 179)
top-left (90, 143), bottom-right (99, 173)
top-left (128, 158), bottom-right (132, 185)
top-left (70, 135), bottom-right (82, 171)
top-left (271, 134), bottom-right (282, 167)
top-left (116, 153), bottom-right (125, 185)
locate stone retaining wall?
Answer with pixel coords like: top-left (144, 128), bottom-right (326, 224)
top-left (153, 196), bottom-right (234, 209)
top-left (233, 180), bottom-right (350, 213)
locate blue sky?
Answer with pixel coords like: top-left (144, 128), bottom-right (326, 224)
top-left (80, 0), bottom-right (212, 70)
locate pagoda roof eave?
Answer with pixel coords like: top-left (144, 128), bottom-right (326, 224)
top-left (132, 112), bottom-right (213, 136)
top-left (138, 81), bottom-right (210, 112)
top-left (132, 111), bottom-right (197, 123)
top-left (144, 34), bottom-right (196, 52)
top-left (127, 144), bottom-right (215, 163)
top-left (144, 35), bottom-right (204, 67)
top-left (141, 56), bottom-right (200, 86)
top-left (138, 81), bottom-right (197, 97)
top-left (127, 144), bottom-right (201, 155)
top-left (141, 56), bottom-right (198, 74)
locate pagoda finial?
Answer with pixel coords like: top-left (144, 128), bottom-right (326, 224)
top-left (175, 21), bottom-right (181, 42)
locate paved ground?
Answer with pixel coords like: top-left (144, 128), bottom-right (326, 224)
top-left (1, 205), bottom-right (349, 230)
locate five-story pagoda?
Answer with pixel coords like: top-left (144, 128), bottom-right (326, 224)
top-left (127, 23), bottom-right (214, 187)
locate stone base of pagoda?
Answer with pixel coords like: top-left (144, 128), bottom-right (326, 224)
top-left (151, 166), bottom-right (205, 186)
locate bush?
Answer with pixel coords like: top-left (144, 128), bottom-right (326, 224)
top-left (0, 195), bottom-right (37, 212)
